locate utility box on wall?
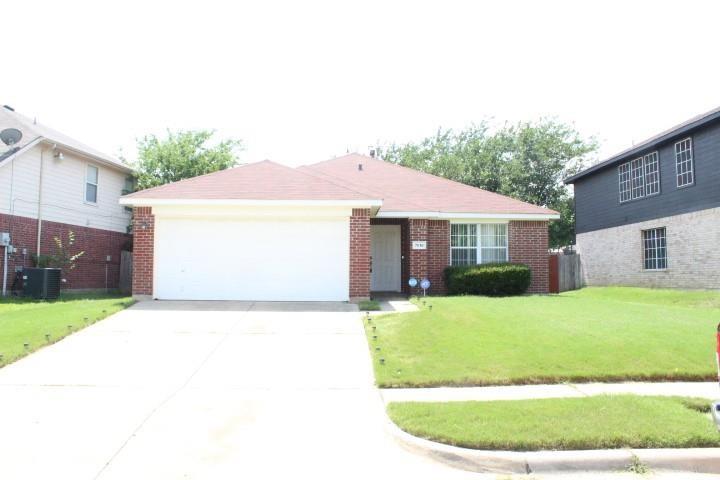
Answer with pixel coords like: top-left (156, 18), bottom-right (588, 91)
top-left (0, 232), bottom-right (9, 247)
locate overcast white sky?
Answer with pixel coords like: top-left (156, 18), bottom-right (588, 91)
top-left (3, 0), bottom-right (719, 167)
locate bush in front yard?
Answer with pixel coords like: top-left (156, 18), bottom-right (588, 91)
top-left (443, 263), bottom-right (531, 296)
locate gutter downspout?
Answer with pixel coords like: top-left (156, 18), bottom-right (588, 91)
top-left (36, 147), bottom-right (45, 259)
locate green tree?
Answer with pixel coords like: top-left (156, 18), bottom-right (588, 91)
top-left (134, 130), bottom-right (242, 190)
top-left (381, 120), bottom-right (597, 248)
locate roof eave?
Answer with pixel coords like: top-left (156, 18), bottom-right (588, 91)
top-left (566, 108), bottom-right (720, 184)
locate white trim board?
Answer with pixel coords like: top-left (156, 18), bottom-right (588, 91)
top-left (375, 211), bottom-right (560, 221)
top-left (120, 198), bottom-right (383, 207)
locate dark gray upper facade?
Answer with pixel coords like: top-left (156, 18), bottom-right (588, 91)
top-left (567, 110), bottom-right (720, 234)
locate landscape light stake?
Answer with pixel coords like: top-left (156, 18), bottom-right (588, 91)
top-left (45, 333), bottom-right (50, 343)
top-left (23, 342), bottom-right (29, 350)
top-left (372, 326), bottom-right (376, 332)
top-left (67, 325), bottom-right (73, 332)
top-left (379, 358), bottom-right (385, 365)
top-left (0, 354), bottom-right (3, 362)
top-left (375, 346), bottom-right (380, 352)
top-left (372, 335), bottom-right (377, 341)
top-left (429, 305), bottom-right (433, 311)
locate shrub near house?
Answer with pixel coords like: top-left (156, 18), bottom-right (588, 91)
top-left (443, 263), bottom-right (531, 296)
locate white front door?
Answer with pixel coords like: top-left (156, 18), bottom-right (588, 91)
top-left (371, 225), bottom-right (401, 292)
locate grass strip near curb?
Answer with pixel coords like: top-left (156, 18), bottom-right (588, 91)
top-left (365, 287), bottom-right (720, 387)
top-left (0, 291), bottom-right (134, 367)
top-left (387, 395), bottom-right (720, 451)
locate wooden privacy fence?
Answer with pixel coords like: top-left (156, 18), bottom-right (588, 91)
top-left (549, 253), bottom-right (582, 293)
top-left (119, 250), bottom-right (132, 294)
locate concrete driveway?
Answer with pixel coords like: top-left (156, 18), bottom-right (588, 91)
top-left (0, 301), bottom-right (474, 480)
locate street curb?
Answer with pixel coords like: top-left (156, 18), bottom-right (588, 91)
top-left (386, 420), bottom-right (720, 474)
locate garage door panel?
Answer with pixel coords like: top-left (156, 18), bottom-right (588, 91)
top-left (154, 218), bottom-right (349, 301)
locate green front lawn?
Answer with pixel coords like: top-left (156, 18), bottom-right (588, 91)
top-left (366, 287), bottom-right (720, 387)
top-left (0, 292), bottom-right (134, 366)
top-left (387, 395), bottom-right (720, 451)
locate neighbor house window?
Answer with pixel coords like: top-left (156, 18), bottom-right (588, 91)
top-left (675, 137), bottom-right (694, 187)
top-left (643, 152), bottom-right (660, 196)
top-left (618, 151), bottom-right (660, 202)
top-left (618, 162), bottom-right (631, 202)
top-left (450, 223), bottom-right (508, 266)
top-left (630, 157), bottom-right (645, 199)
top-left (85, 165), bottom-right (98, 203)
top-left (642, 227), bottom-right (667, 270)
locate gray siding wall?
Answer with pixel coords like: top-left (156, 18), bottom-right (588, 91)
top-left (575, 120), bottom-right (720, 234)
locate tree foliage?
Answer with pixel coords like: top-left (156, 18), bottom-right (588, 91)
top-left (380, 120), bottom-right (597, 248)
top-left (133, 130), bottom-right (242, 190)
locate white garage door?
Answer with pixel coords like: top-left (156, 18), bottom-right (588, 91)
top-left (154, 217), bottom-right (349, 301)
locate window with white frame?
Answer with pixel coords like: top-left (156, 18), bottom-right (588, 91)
top-left (675, 137), bottom-right (694, 187)
top-left (642, 227), bottom-right (667, 270)
top-left (450, 223), bottom-right (508, 266)
top-left (618, 151), bottom-right (660, 203)
top-left (643, 152), bottom-right (660, 196)
top-left (85, 165), bottom-right (98, 203)
top-left (630, 157), bottom-right (645, 199)
top-left (618, 162), bottom-right (631, 202)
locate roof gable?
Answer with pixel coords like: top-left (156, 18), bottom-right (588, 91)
top-left (0, 106), bottom-right (130, 172)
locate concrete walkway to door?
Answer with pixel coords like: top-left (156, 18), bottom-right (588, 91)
top-left (0, 300), bottom-right (477, 480)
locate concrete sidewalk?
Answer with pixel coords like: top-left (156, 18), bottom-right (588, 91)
top-left (381, 381), bottom-right (719, 403)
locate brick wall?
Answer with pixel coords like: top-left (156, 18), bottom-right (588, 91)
top-left (576, 207), bottom-right (720, 289)
top-left (349, 208), bottom-right (370, 299)
top-left (132, 207), bottom-right (155, 296)
top-left (407, 218), bottom-right (449, 295)
top-left (427, 220), bottom-right (450, 294)
top-left (0, 213), bottom-right (130, 291)
top-left (509, 220), bottom-right (549, 293)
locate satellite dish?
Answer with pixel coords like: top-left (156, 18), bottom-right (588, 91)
top-left (0, 128), bottom-right (22, 146)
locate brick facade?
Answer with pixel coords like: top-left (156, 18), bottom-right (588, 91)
top-left (576, 207), bottom-right (720, 289)
top-left (349, 208), bottom-right (371, 299)
top-left (405, 218), bottom-right (450, 295)
top-left (132, 207), bottom-right (155, 297)
top-left (0, 213), bottom-right (130, 291)
top-left (508, 220), bottom-right (549, 293)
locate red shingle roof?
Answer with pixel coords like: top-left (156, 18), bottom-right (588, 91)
top-left (124, 160), bottom-right (376, 201)
top-left (123, 154), bottom-right (556, 217)
top-left (302, 154), bottom-right (556, 215)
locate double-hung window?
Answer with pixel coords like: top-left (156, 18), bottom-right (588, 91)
top-left (85, 165), bottom-right (98, 203)
top-left (450, 223), bottom-right (508, 266)
top-left (642, 227), bottom-right (667, 270)
top-left (618, 151), bottom-right (660, 202)
top-left (675, 138), bottom-right (694, 187)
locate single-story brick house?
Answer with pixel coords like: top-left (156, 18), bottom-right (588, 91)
top-left (120, 154), bottom-right (557, 301)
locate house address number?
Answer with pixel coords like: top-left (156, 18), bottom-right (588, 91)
top-left (412, 240), bottom-right (427, 250)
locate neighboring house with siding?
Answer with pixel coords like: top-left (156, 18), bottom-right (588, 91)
top-left (0, 105), bottom-right (133, 293)
top-left (565, 106), bottom-right (720, 289)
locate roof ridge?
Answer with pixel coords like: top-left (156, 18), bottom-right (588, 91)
top-left (293, 161), bottom-right (383, 200)
top-left (300, 165), bottom-right (428, 211)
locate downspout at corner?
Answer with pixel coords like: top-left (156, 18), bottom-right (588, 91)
top-left (36, 146), bottom-right (45, 258)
